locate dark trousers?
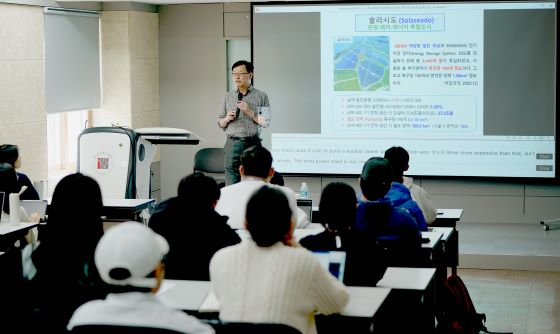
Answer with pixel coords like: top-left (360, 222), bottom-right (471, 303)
top-left (224, 136), bottom-right (261, 186)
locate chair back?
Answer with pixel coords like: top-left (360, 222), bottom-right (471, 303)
top-left (69, 325), bottom-right (186, 334)
top-left (193, 147), bottom-right (225, 187)
top-left (194, 148), bottom-right (225, 173)
top-left (209, 321), bottom-right (301, 334)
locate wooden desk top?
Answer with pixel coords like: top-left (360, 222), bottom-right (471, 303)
top-left (436, 209), bottom-right (463, 220)
top-left (157, 280), bottom-right (211, 311)
top-left (377, 267), bottom-right (436, 291)
top-left (0, 222), bottom-right (39, 236)
top-left (46, 198), bottom-right (155, 210)
top-left (421, 230), bottom-right (443, 249)
top-left (429, 226), bottom-right (454, 241)
top-left (157, 279), bottom-right (391, 318)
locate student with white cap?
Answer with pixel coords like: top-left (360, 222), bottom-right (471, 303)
top-left (67, 222), bottom-right (214, 334)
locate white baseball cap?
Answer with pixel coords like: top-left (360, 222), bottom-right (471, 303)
top-left (95, 221), bottom-right (169, 288)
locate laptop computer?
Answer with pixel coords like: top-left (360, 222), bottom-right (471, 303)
top-left (313, 250), bottom-right (346, 282)
top-left (296, 198), bottom-right (313, 221)
top-left (21, 199), bottom-right (48, 221)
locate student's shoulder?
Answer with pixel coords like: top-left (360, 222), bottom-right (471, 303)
top-left (269, 184), bottom-right (296, 199)
top-left (391, 206), bottom-right (416, 223)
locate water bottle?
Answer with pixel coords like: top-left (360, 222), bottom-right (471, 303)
top-left (299, 182), bottom-right (309, 199)
top-left (9, 193), bottom-right (20, 226)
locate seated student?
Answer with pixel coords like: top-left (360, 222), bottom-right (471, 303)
top-left (210, 186), bottom-right (349, 334)
top-left (269, 170), bottom-right (312, 228)
top-left (385, 179), bottom-right (428, 231)
top-left (384, 146), bottom-right (437, 225)
top-left (299, 182), bottom-right (387, 287)
top-left (0, 163), bottom-right (31, 329)
top-left (28, 173), bottom-right (109, 333)
top-left (356, 157), bottom-right (421, 246)
top-left (215, 145), bottom-right (309, 229)
top-left (0, 163), bottom-right (29, 223)
top-left (0, 144), bottom-right (40, 200)
top-left (149, 172), bottom-right (240, 281)
top-left (67, 222), bottom-right (215, 334)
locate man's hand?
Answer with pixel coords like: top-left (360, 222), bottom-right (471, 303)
top-left (237, 101), bottom-right (253, 116)
top-left (219, 111), bottom-right (237, 128)
top-left (225, 110), bottom-right (236, 121)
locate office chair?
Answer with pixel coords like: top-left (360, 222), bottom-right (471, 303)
top-left (70, 325), bottom-right (182, 334)
top-left (207, 321), bottom-right (301, 334)
top-left (193, 147), bottom-right (225, 187)
top-left (69, 325), bottom-right (186, 334)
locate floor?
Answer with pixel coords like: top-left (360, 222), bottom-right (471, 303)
top-left (443, 223), bottom-right (560, 334)
top-left (458, 223), bottom-right (560, 271)
top-left (458, 269), bottom-right (560, 334)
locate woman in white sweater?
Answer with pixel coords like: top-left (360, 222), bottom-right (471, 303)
top-left (210, 185), bottom-right (349, 334)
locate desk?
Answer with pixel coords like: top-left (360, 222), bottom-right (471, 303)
top-left (376, 267), bottom-right (437, 332)
top-left (433, 209), bottom-right (462, 275)
top-left (237, 228), bottom-right (325, 242)
top-left (101, 198), bottom-right (155, 221)
top-left (157, 280), bottom-right (391, 319)
top-left (421, 231), bottom-right (443, 250)
top-left (46, 198), bottom-right (155, 222)
top-left (377, 267), bottom-right (436, 291)
top-left (157, 280), bottom-right (211, 311)
top-left (0, 222), bottom-right (39, 251)
top-left (434, 209), bottom-right (463, 228)
top-left (0, 222), bottom-right (39, 236)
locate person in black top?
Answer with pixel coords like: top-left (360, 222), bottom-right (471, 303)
top-left (29, 173), bottom-right (109, 333)
top-left (149, 172), bottom-right (240, 281)
top-left (0, 144), bottom-right (40, 200)
top-left (300, 182), bottom-right (387, 287)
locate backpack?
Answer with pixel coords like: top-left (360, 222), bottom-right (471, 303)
top-left (436, 275), bottom-right (513, 334)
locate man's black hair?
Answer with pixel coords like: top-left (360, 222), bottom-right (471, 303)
top-left (232, 60), bottom-right (254, 73)
top-left (359, 157), bottom-right (392, 201)
top-left (241, 146), bottom-right (272, 179)
top-left (246, 186), bottom-right (292, 247)
top-left (177, 172), bottom-right (220, 209)
top-left (384, 146), bottom-right (409, 178)
top-left (0, 144), bottom-right (19, 166)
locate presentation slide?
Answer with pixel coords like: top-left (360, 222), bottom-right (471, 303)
top-left (252, 1), bottom-right (556, 178)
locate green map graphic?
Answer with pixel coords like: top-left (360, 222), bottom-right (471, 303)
top-left (334, 36), bottom-right (390, 91)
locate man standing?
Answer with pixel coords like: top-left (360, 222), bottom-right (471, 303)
top-left (218, 60), bottom-right (270, 186)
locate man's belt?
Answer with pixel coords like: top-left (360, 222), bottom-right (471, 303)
top-left (227, 135), bottom-right (260, 141)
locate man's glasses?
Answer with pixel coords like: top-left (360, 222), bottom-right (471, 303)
top-left (231, 72), bottom-right (249, 77)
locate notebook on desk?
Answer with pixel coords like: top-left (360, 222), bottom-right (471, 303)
top-left (312, 250), bottom-right (346, 282)
top-left (21, 200), bottom-right (48, 220)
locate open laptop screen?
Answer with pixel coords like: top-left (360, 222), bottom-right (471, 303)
top-left (21, 200), bottom-right (48, 221)
top-left (313, 250), bottom-right (346, 282)
top-left (296, 198), bottom-right (313, 221)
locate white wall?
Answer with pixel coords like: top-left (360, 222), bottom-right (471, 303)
top-left (159, 3), bottom-right (228, 199)
top-left (0, 3), bottom-right (47, 185)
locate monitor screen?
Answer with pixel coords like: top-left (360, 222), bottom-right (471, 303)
top-left (313, 250), bottom-right (346, 281)
top-left (252, 1), bottom-right (557, 179)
